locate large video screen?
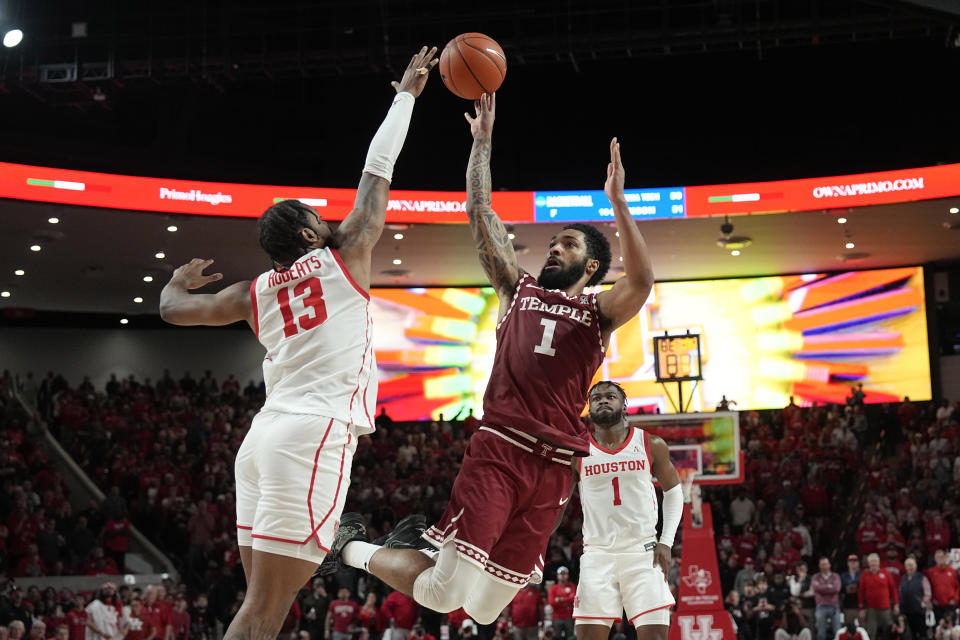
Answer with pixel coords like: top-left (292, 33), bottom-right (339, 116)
top-left (371, 266), bottom-right (931, 420)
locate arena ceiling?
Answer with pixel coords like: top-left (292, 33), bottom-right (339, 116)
top-left (0, 0), bottom-right (959, 316)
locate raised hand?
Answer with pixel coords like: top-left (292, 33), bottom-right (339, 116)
top-left (392, 46), bottom-right (439, 98)
top-left (170, 258), bottom-right (223, 290)
top-left (604, 137), bottom-right (626, 202)
top-left (464, 92), bottom-right (496, 140)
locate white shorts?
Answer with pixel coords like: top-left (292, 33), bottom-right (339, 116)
top-left (574, 549), bottom-right (674, 628)
top-left (235, 410), bottom-right (357, 565)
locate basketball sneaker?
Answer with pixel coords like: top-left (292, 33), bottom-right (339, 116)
top-left (376, 514), bottom-right (432, 552)
top-left (317, 512), bottom-right (368, 576)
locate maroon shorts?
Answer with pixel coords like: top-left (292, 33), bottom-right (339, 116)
top-left (423, 426), bottom-right (575, 586)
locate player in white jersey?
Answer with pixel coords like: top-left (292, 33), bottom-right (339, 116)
top-left (157, 46), bottom-right (438, 640)
top-left (573, 381), bottom-right (683, 640)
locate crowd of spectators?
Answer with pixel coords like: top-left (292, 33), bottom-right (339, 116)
top-left (1, 369), bottom-right (957, 640)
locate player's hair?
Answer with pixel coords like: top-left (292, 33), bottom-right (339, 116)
top-left (589, 380), bottom-right (627, 403)
top-left (562, 223), bottom-right (611, 286)
top-left (258, 199), bottom-right (316, 271)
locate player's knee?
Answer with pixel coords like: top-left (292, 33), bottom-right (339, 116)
top-left (412, 567), bottom-right (467, 613)
top-left (463, 604), bottom-right (501, 626)
top-left (463, 580), bottom-right (520, 625)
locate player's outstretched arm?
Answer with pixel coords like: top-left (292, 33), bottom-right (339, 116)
top-left (596, 138), bottom-right (654, 331)
top-left (159, 259), bottom-right (252, 327)
top-left (464, 93), bottom-right (520, 301)
top-left (649, 435), bottom-right (682, 581)
top-left (335, 46), bottom-right (438, 290)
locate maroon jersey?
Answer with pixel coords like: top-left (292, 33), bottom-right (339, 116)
top-left (482, 272), bottom-right (604, 455)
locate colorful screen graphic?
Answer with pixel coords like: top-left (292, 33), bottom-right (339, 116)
top-left (371, 266), bottom-right (931, 420)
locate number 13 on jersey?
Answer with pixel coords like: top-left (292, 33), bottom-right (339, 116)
top-left (277, 277), bottom-right (327, 337)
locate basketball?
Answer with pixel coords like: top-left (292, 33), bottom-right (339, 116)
top-left (439, 33), bottom-right (507, 100)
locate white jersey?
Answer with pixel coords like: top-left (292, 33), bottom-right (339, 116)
top-left (578, 427), bottom-right (659, 553)
top-left (251, 247), bottom-right (376, 433)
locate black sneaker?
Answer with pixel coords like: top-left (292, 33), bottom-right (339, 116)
top-left (376, 514), bottom-right (434, 552)
top-left (318, 512), bottom-right (368, 576)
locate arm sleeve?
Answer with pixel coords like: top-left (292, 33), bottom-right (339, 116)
top-left (362, 92), bottom-right (415, 182)
top-left (659, 484), bottom-right (683, 548)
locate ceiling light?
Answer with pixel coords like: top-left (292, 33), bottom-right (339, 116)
top-left (392, 258), bottom-right (402, 265)
top-left (48, 217), bottom-right (60, 224)
top-left (30, 244), bottom-right (41, 252)
top-left (508, 233), bottom-right (516, 240)
top-left (166, 225), bottom-right (178, 232)
top-left (731, 250), bottom-right (741, 256)
top-left (845, 242), bottom-right (855, 249)
top-left (950, 207), bottom-right (959, 214)
top-left (837, 217), bottom-right (847, 224)
top-left (615, 232), bottom-right (620, 237)
top-left (155, 251), bottom-right (166, 259)
top-left (619, 256), bottom-right (624, 261)
top-left (120, 318), bottom-right (129, 325)
top-left (133, 297), bottom-right (143, 303)
top-left (393, 233), bottom-right (404, 240)
top-left (3, 30), bottom-right (23, 49)
top-left (0, 291), bottom-right (10, 298)
top-left (14, 269), bottom-right (24, 276)
top-left (143, 275), bottom-right (154, 282)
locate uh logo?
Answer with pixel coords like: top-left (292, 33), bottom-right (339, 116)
top-left (677, 616), bottom-right (724, 640)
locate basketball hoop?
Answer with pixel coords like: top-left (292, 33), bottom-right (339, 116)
top-left (678, 467), bottom-right (697, 502)
top-left (677, 467), bottom-right (703, 528)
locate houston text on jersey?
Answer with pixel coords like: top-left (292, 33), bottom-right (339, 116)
top-left (581, 459), bottom-right (647, 477)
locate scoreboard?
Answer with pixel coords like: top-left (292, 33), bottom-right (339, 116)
top-left (653, 334), bottom-right (703, 382)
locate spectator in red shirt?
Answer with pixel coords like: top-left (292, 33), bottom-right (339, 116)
top-left (123, 599), bottom-right (157, 640)
top-left (547, 567), bottom-right (576, 640)
top-left (65, 596), bottom-right (88, 640)
top-left (411, 624), bottom-right (435, 640)
top-left (356, 594), bottom-right (381, 638)
top-left (858, 553), bottom-right (899, 640)
top-left (508, 585), bottom-right (541, 640)
top-left (168, 599), bottom-right (189, 640)
top-left (881, 548), bottom-right (906, 586)
top-left (447, 609), bottom-right (469, 640)
top-left (326, 589), bottom-right (359, 640)
top-left (380, 591), bottom-right (418, 640)
top-left (925, 514), bottom-right (951, 552)
top-left (925, 549), bottom-right (959, 623)
top-left (856, 515), bottom-right (884, 556)
top-left (142, 588), bottom-right (171, 640)
top-left (102, 520), bottom-right (130, 573)
top-left (897, 398), bottom-right (917, 426)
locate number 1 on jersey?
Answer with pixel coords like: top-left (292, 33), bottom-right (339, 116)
top-left (534, 318), bottom-right (557, 356)
top-left (611, 476), bottom-right (622, 506)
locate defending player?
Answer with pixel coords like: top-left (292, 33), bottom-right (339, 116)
top-left (323, 92), bottom-right (655, 626)
top-left (157, 46), bottom-right (438, 640)
top-left (574, 381), bottom-right (681, 640)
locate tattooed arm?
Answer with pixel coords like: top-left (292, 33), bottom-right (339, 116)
top-left (463, 93), bottom-right (520, 316)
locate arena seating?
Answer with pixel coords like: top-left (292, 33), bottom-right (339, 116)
top-left (1, 370), bottom-right (955, 640)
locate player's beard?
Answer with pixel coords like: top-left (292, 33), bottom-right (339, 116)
top-left (589, 405), bottom-right (622, 427)
top-left (537, 257), bottom-right (587, 290)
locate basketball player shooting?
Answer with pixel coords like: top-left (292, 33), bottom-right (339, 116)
top-left (157, 46), bottom-right (438, 640)
top-left (574, 381), bottom-right (682, 640)
top-left (323, 92), bottom-right (656, 626)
